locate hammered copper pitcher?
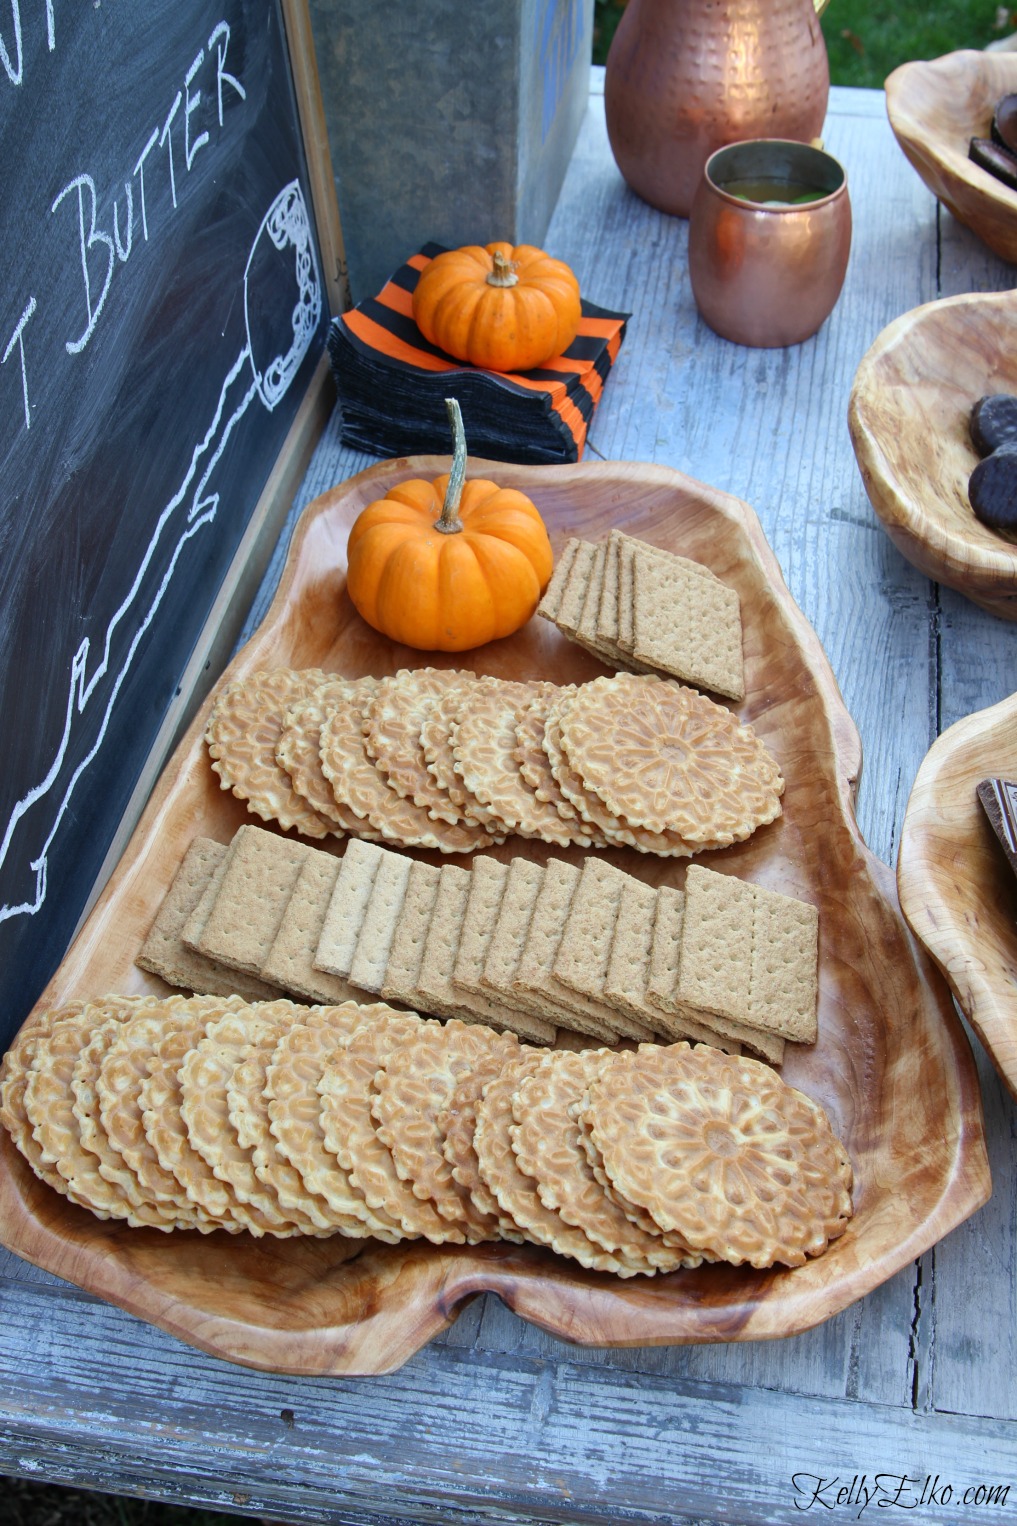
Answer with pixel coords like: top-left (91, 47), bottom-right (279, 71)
top-left (604, 0), bottom-right (832, 217)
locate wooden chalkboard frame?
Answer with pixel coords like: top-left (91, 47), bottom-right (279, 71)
top-left (69, 0), bottom-right (351, 944)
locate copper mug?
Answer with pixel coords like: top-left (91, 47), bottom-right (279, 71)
top-left (688, 140), bottom-right (852, 348)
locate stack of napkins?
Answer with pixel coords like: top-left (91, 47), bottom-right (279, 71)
top-left (327, 243), bottom-right (629, 465)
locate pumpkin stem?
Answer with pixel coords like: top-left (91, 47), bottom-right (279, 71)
top-left (486, 249), bottom-right (519, 288)
top-left (436, 397), bottom-right (467, 535)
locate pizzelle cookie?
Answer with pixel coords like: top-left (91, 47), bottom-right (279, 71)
top-left (206, 667), bottom-right (336, 837)
top-left (277, 675), bottom-right (382, 835)
top-left (0, 998), bottom-right (93, 1204)
top-left (142, 1001), bottom-right (265, 1233)
top-left (559, 673), bottom-right (784, 847)
top-left (438, 1050), bottom-right (526, 1242)
top-left (181, 1002), bottom-right (328, 1237)
top-left (420, 681), bottom-right (506, 833)
top-left (581, 1044), bottom-right (853, 1268)
top-left (372, 1018), bottom-right (518, 1239)
top-left (228, 1019), bottom-right (338, 1234)
top-left (265, 1002), bottom-right (399, 1240)
top-left (27, 998), bottom-right (185, 1229)
top-left (365, 668), bottom-right (473, 810)
top-left (473, 1052), bottom-right (638, 1273)
top-left (543, 691), bottom-right (697, 856)
top-left (450, 675), bottom-right (555, 838)
top-left (514, 686), bottom-right (605, 847)
top-left (509, 1049), bottom-right (697, 1274)
top-left (320, 687), bottom-right (487, 853)
top-left (97, 996), bottom-right (231, 1230)
top-left (318, 1010), bottom-right (461, 1244)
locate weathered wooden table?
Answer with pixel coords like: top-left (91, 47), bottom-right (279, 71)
top-left (2, 76), bottom-right (1016, 1526)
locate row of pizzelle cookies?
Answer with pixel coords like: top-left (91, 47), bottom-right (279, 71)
top-left (137, 821), bottom-right (819, 1063)
top-left (205, 663), bottom-right (783, 858)
top-left (0, 993), bottom-right (853, 1272)
top-left (538, 529), bottom-right (746, 702)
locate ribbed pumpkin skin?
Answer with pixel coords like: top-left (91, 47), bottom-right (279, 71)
top-left (412, 242), bottom-right (582, 372)
top-left (346, 476), bottom-right (554, 651)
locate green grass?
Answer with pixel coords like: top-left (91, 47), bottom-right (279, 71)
top-left (594, 1), bottom-right (1017, 89)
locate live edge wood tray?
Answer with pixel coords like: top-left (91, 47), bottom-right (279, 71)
top-left (0, 459), bottom-right (991, 1377)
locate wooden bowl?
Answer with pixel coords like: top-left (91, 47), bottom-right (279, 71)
top-left (885, 49), bottom-right (1017, 263)
top-left (848, 287), bottom-right (1017, 620)
top-left (899, 690), bottom-right (1017, 1102)
top-left (0, 458), bottom-right (990, 1376)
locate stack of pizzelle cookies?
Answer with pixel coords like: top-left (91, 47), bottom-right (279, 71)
top-left (137, 825), bottom-right (819, 1064)
top-left (205, 663), bottom-right (782, 858)
top-left (539, 530), bottom-right (746, 701)
top-left (0, 995), bottom-right (853, 1273)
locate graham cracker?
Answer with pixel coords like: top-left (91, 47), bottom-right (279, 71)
top-left (602, 876), bottom-right (672, 1037)
top-left (314, 839), bottom-right (386, 978)
top-left (644, 885), bottom-right (743, 1055)
top-left (597, 533), bottom-right (624, 650)
top-left (537, 538), bottom-right (581, 621)
top-left (194, 825), bottom-right (313, 978)
top-left (512, 858), bottom-right (621, 1044)
top-left (453, 857), bottom-right (510, 997)
top-left (572, 542), bottom-right (616, 662)
top-left (260, 852), bottom-right (358, 1004)
top-left (631, 545), bottom-right (745, 701)
top-left (136, 837), bottom-right (282, 1001)
top-left (556, 541), bottom-right (598, 638)
top-left (679, 865), bottom-right (815, 1045)
top-left (380, 860), bottom-right (441, 1009)
top-left (416, 865), bottom-right (555, 1043)
top-left (480, 859), bottom-right (586, 1033)
top-left (553, 859), bottom-right (656, 1040)
top-left (348, 850), bottom-right (414, 994)
top-left (180, 834), bottom-right (236, 951)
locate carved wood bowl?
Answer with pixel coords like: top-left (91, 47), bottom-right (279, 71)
top-left (0, 459), bottom-right (990, 1376)
top-left (899, 689), bottom-right (1017, 1102)
top-left (848, 287), bottom-right (1017, 620)
top-left (885, 49), bottom-right (1017, 264)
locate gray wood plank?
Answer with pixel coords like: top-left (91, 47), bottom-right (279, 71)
top-left (1, 1275), bottom-right (1015, 1526)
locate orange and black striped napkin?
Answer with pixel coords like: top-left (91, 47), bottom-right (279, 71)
top-left (327, 243), bottom-right (630, 465)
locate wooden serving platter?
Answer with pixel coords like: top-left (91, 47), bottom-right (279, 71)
top-left (0, 458), bottom-right (990, 1376)
top-left (899, 690), bottom-right (1017, 1103)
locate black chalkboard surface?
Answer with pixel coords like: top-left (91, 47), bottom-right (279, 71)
top-left (0, 1), bottom-right (331, 1043)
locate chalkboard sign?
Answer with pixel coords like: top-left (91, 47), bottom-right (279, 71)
top-left (0, 1), bottom-right (334, 1042)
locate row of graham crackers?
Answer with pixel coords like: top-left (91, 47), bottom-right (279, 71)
top-left (538, 529), bottom-right (745, 702)
top-left (138, 823), bottom-right (819, 1064)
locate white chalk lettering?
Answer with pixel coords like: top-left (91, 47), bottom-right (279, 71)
top-left (184, 49), bottom-right (209, 170)
top-left (52, 173), bottom-right (114, 355)
top-left (113, 181), bottom-right (133, 262)
top-left (208, 20), bottom-right (245, 127)
top-left (0, 0), bottom-right (22, 85)
top-left (159, 90), bottom-right (182, 209)
top-left (44, 0), bottom-right (51, 50)
top-left (2, 295), bottom-right (37, 429)
top-left (133, 126), bottom-right (159, 242)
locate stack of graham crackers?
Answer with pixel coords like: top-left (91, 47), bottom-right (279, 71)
top-left (137, 825), bottom-right (819, 1065)
top-left (538, 530), bottom-right (745, 702)
top-left (1, 993), bottom-right (853, 1268)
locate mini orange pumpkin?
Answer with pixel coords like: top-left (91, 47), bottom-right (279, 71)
top-left (412, 241), bottom-right (582, 373)
top-left (346, 399), bottom-right (554, 652)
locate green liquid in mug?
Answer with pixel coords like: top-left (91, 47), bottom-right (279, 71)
top-left (720, 177), bottom-right (828, 206)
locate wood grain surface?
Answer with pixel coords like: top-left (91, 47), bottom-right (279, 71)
top-left (848, 288), bottom-right (1017, 618)
top-left (0, 456), bottom-right (990, 1375)
top-left (898, 690), bottom-right (1017, 1099)
top-left (886, 49), bottom-right (1017, 263)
